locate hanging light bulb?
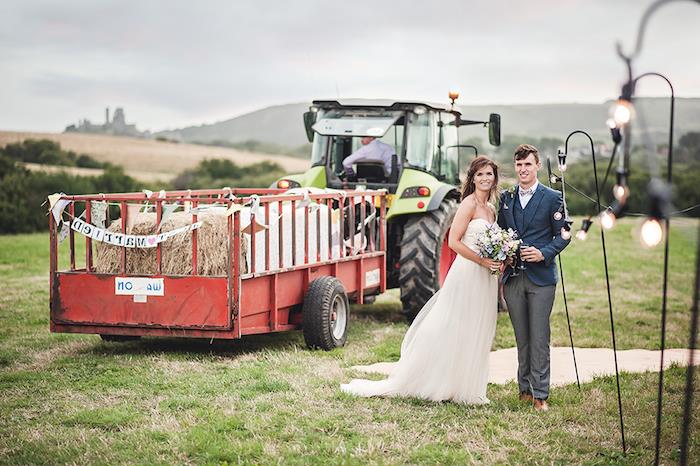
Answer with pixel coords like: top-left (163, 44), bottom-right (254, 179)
top-left (575, 218), bottom-right (592, 241)
top-left (640, 218), bottom-right (663, 247)
top-left (613, 184), bottom-right (630, 203)
top-left (600, 208), bottom-right (616, 230)
top-left (609, 99), bottom-right (634, 126)
top-left (550, 174), bottom-right (560, 184)
top-left (606, 118), bottom-right (617, 129)
top-left (557, 150), bottom-right (567, 173)
top-left (561, 227), bottom-right (571, 240)
top-left (613, 170), bottom-right (630, 203)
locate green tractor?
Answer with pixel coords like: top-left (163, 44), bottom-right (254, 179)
top-left (274, 98), bottom-right (501, 322)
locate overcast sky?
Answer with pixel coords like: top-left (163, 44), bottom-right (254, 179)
top-left (1, 0), bottom-right (698, 133)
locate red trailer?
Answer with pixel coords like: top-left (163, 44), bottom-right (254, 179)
top-left (49, 188), bottom-right (387, 350)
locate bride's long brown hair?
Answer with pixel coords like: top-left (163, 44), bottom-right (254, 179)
top-left (460, 155), bottom-right (499, 202)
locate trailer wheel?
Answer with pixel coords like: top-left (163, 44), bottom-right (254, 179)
top-left (302, 277), bottom-right (349, 350)
top-left (100, 334), bottom-right (141, 342)
top-left (398, 198), bottom-right (458, 323)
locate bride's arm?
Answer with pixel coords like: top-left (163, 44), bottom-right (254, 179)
top-left (448, 198), bottom-right (499, 269)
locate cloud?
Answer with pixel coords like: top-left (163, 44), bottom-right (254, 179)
top-left (0, 0), bottom-right (698, 131)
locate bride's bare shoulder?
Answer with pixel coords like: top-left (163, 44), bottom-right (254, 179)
top-left (459, 195), bottom-right (477, 209)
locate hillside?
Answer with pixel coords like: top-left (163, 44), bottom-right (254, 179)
top-left (0, 131), bottom-right (310, 182)
top-left (155, 98), bottom-right (700, 148)
top-left (156, 103), bottom-right (309, 147)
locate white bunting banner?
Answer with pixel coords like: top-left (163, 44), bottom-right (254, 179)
top-left (70, 218), bottom-right (202, 248)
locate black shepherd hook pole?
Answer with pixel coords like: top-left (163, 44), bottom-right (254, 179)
top-left (632, 71), bottom-right (675, 466)
top-left (680, 223), bottom-right (700, 466)
top-left (565, 130), bottom-right (626, 453)
top-left (546, 157), bottom-right (580, 390)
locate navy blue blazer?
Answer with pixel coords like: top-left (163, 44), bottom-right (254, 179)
top-left (497, 183), bottom-right (571, 286)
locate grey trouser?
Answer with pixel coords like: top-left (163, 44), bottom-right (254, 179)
top-left (504, 272), bottom-right (556, 400)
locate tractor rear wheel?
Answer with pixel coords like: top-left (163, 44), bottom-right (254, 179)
top-left (398, 198), bottom-right (458, 323)
top-left (302, 276), bottom-right (349, 350)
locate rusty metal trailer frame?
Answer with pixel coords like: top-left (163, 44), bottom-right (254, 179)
top-left (49, 188), bottom-right (387, 340)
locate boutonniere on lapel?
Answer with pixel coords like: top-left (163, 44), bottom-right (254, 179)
top-left (502, 186), bottom-right (516, 209)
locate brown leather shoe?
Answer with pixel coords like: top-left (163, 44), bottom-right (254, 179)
top-left (519, 391), bottom-right (534, 403)
top-left (534, 398), bottom-right (549, 412)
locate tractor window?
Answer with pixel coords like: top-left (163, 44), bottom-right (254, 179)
top-left (438, 112), bottom-right (459, 184)
top-left (405, 111), bottom-right (434, 171)
top-left (378, 117), bottom-right (404, 159)
top-left (310, 134), bottom-right (329, 166)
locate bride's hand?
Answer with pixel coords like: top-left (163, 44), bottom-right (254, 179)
top-left (480, 258), bottom-right (502, 272)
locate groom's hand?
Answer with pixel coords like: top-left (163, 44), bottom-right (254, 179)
top-left (521, 246), bottom-right (544, 262)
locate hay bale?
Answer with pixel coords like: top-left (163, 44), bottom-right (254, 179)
top-left (94, 211), bottom-right (247, 275)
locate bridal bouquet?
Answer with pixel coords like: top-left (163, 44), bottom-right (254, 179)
top-left (474, 224), bottom-right (521, 274)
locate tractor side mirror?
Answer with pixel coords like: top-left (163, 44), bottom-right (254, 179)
top-left (303, 111), bottom-right (316, 142)
top-left (488, 113), bottom-right (501, 146)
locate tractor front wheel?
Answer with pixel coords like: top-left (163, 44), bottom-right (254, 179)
top-left (398, 198), bottom-right (458, 323)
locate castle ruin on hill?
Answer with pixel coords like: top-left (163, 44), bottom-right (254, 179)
top-left (65, 107), bottom-right (150, 138)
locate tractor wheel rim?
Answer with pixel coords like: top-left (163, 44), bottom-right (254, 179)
top-left (331, 295), bottom-right (347, 340)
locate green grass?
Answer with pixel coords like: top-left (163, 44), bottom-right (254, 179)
top-left (0, 218), bottom-right (698, 464)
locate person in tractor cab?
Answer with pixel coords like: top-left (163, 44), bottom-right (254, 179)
top-left (341, 136), bottom-right (399, 180)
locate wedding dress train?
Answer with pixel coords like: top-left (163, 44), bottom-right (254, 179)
top-left (341, 218), bottom-right (498, 404)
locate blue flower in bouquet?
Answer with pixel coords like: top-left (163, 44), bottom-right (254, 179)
top-left (475, 224), bottom-right (522, 275)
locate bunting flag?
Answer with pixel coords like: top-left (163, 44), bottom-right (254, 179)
top-left (47, 193), bottom-right (71, 224)
top-left (70, 217), bottom-right (202, 248)
top-left (157, 202), bottom-right (180, 232)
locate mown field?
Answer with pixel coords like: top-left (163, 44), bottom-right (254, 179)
top-left (0, 218), bottom-right (698, 464)
top-left (0, 131), bottom-right (309, 182)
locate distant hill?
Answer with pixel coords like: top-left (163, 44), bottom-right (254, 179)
top-left (156, 103), bottom-right (309, 147)
top-left (155, 98), bottom-right (700, 149)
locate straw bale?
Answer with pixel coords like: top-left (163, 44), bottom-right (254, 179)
top-left (94, 211), bottom-right (247, 275)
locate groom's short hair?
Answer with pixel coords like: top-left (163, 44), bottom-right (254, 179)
top-left (513, 144), bottom-right (540, 164)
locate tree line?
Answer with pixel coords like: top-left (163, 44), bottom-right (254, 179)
top-left (0, 139), bottom-right (286, 234)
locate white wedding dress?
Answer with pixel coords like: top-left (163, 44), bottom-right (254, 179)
top-left (341, 218), bottom-right (498, 404)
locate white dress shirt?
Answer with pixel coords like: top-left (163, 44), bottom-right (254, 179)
top-left (342, 139), bottom-right (398, 175)
top-left (518, 180), bottom-right (539, 209)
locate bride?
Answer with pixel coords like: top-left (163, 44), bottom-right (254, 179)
top-left (341, 156), bottom-right (502, 404)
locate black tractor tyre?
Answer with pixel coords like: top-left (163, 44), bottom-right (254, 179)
top-left (302, 276), bottom-right (350, 350)
top-left (100, 334), bottom-right (141, 342)
top-left (398, 198), bottom-right (458, 323)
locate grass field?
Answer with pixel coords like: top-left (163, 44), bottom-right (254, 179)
top-left (0, 218), bottom-right (698, 464)
top-left (0, 131), bottom-right (310, 182)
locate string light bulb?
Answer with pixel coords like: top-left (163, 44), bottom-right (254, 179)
top-left (557, 150), bottom-right (567, 173)
top-left (640, 217), bottom-right (664, 247)
top-left (600, 208), bottom-right (617, 230)
top-left (550, 175), bottom-right (560, 184)
top-left (613, 184), bottom-right (630, 203)
top-left (613, 170), bottom-right (630, 203)
top-left (561, 227), bottom-right (572, 240)
top-left (609, 99), bottom-right (634, 126)
top-left (576, 218), bottom-right (593, 241)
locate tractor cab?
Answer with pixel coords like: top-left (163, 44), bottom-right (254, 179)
top-left (302, 99), bottom-right (500, 193)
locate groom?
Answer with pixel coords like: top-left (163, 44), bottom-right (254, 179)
top-left (497, 144), bottom-right (570, 411)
